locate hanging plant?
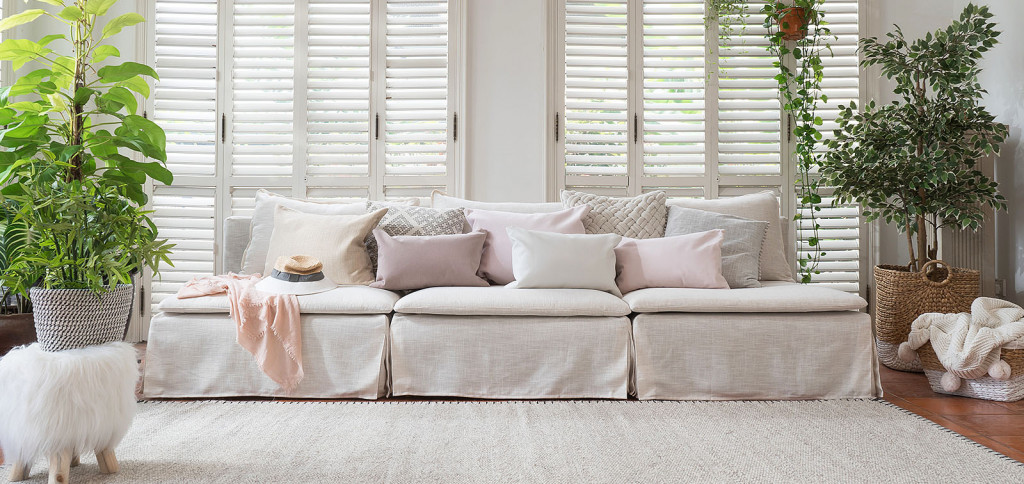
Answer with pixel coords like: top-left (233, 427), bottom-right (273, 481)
top-left (705, 0), bottom-right (751, 43)
top-left (761, 0), bottom-right (833, 283)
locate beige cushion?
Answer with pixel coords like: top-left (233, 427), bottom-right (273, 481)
top-left (394, 286), bottom-right (631, 317)
top-left (561, 190), bottom-right (668, 239)
top-left (668, 191), bottom-right (793, 281)
top-left (157, 286), bottom-right (400, 314)
top-left (264, 206), bottom-right (387, 285)
top-left (431, 190), bottom-right (564, 214)
top-left (623, 281), bottom-right (867, 313)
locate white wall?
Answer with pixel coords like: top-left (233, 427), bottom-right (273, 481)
top-left (866, 0), bottom-right (1024, 303)
top-left (463, 0), bottom-right (550, 202)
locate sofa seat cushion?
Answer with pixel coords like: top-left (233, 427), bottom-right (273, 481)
top-left (158, 286), bottom-right (400, 314)
top-left (623, 281), bottom-right (867, 313)
top-left (394, 286), bottom-right (631, 317)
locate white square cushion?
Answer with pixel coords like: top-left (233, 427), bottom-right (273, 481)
top-left (157, 286), bottom-right (401, 315)
top-left (622, 281), bottom-right (867, 313)
top-left (394, 286), bottom-right (630, 317)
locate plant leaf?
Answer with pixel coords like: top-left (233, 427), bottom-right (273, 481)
top-left (58, 6), bottom-right (84, 21)
top-left (93, 44), bottom-right (120, 63)
top-left (84, 0), bottom-right (118, 16)
top-left (97, 61), bottom-right (159, 83)
top-left (101, 13), bottom-right (144, 39)
top-left (0, 10), bottom-right (46, 33)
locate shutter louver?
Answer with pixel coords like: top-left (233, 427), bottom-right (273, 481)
top-left (381, 0), bottom-right (451, 198)
top-left (306, 0), bottom-right (373, 200)
top-left (562, 0), bottom-right (630, 195)
top-left (641, 1), bottom-right (705, 199)
top-left (151, 0), bottom-right (219, 308)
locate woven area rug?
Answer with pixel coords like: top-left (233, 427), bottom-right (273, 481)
top-left (5, 399), bottom-right (1023, 483)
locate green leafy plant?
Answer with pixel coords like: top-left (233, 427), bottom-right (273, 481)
top-left (762, 0), bottom-right (833, 283)
top-left (0, 201), bottom-right (31, 313)
top-left (706, 0), bottom-right (751, 41)
top-left (822, 3), bottom-right (1007, 272)
top-left (0, 0), bottom-right (173, 295)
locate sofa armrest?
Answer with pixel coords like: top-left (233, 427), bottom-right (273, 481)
top-left (223, 216), bottom-right (252, 274)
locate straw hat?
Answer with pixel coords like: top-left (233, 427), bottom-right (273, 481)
top-left (254, 255), bottom-right (337, 295)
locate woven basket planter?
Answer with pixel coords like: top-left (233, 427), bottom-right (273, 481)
top-left (30, 284), bottom-right (134, 352)
top-left (918, 344), bottom-right (1024, 402)
top-left (874, 261), bottom-right (979, 372)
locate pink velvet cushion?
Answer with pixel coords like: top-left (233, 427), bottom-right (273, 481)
top-left (370, 229), bottom-right (489, 290)
top-left (614, 229), bottom-right (729, 294)
top-left (465, 205), bottom-right (590, 285)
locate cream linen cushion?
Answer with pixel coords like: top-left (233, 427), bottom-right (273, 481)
top-left (393, 286), bottom-right (630, 317)
top-left (506, 227), bottom-right (622, 297)
top-left (667, 191), bottom-right (793, 281)
top-left (622, 281), bottom-right (867, 313)
top-left (241, 190), bottom-right (367, 275)
top-left (431, 190), bottom-right (564, 214)
top-left (560, 190), bottom-right (668, 238)
top-left (264, 206), bottom-right (387, 285)
top-left (158, 286), bottom-right (400, 314)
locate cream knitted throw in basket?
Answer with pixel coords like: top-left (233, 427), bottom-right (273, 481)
top-left (899, 297), bottom-right (1024, 400)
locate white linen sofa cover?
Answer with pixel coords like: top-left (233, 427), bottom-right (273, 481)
top-left (157, 286), bottom-right (400, 314)
top-left (390, 314), bottom-right (631, 399)
top-left (394, 286), bottom-right (629, 317)
top-left (623, 281), bottom-right (868, 313)
top-left (144, 312), bottom-right (389, 399)
top-left (632, 311), bottom-right (879, 400)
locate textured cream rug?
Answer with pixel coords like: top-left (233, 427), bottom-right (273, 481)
top-left (4, 399), bottom-right (1022, 483)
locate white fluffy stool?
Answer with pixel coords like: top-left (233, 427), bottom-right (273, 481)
top-left (0, 342), bottom-right (137, 483)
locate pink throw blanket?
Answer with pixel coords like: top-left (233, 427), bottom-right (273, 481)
top-left (177, 273), bottom-right (303, 392)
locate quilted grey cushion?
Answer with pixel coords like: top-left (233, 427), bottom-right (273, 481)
top-left (665, 206), bottom-right (767, 289)
top-left (365, 202), bottom-right (466, 272)
top-left (560, 190), bottom-right (668, 239)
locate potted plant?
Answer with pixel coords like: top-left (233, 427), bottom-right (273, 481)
top-left (0, 0), bottom-right (173, 352)
top-left (822, 3), bottom-right (1007, 371)
top-left (776, 4), bottom-right (810, 41)
top-left (0, 201), bottom-right (34, 355)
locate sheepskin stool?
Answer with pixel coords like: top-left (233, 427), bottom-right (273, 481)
top-left (0, 342), bottom-right (137, 483)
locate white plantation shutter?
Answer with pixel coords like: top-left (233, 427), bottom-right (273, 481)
top-left (797, 0), bottom-right (862, 291)
top-left (150, 0), bottom-right (460, 312)
top-left (150, 0), bottom-right (219, 309)
top-left (379, 0), bottom-right (453, 199)
top-left (560, 0), bottom-right (630, 195)
top-left (555, 0), bottom-right (863, 292)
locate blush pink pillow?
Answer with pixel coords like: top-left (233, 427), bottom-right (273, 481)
top-left (465, 205), bottom-right (589, 284)
top-left (370, 229), bottom-right (490, 290)
top-left (614, 229), bottom-right (729, 294)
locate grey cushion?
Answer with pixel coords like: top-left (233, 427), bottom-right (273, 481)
top-left (665, 206), bottom-right (767, 289)
top-left (560, 190), bottom-right (668, 239)
top-left (365, 202), bottom-right (467, 272)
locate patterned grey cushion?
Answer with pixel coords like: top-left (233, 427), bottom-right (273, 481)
top-left (665, 206), bottom-right (767, 289)
top-left (365, 202), bottom-right (466, 273)
top-left (560, 190), bottom-right (667, 239)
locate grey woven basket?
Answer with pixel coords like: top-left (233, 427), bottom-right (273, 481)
top-left (30, 284), bottom-right (134, 352)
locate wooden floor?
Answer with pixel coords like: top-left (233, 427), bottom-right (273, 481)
top-left (881, 364), bottom-right (1024, 462)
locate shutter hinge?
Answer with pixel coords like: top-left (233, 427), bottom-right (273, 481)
top-left (554, 113), bottom-right (560, 142)
top-left (633, 114), bottom-right (638, 144)
top-left (142, 110), bottom-right (148, 119)
top-left (139, 285), bottom-right (145, 317)
top-left (221, 114), bottom-right (226, 143)
top-left (453, 113), bottom-right (457, 141)
top-left (375, 113), bottom-right (380, 140)
top-left (787, 115), bottom-right (792, 143)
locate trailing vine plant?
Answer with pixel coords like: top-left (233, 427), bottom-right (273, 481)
top-left (761, 0), bottom-right (834, 283)
top-left (706, 0), bottom-right (751, 42)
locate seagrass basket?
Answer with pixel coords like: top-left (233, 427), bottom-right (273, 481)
top-left (918, 344), bottom-right (1024, 402)
top-left (874, 260), bottom-right (979, 372)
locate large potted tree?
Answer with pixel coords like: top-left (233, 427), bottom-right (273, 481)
top-left (0, 0), bottom-right (173, 352)
top-left (822, 3), bottom-right (1007, 371)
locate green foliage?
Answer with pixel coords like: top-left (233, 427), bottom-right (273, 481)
top-left (706, 0), bottom-right (751, 41)
top-left (762, 0), bottom-right (833, 284)
top-left (822, 3), bottom-right (1007, 271)
top-left (0, 0), bottom-right (174, 296)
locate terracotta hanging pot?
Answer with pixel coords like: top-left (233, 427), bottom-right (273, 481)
top-left (777, 7), bottom-right (810, 41)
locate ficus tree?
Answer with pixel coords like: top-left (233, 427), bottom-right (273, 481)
top-left (0, 0), bottom-right (173, 295)
top-left (822, 3), bottom-right (1007, 272)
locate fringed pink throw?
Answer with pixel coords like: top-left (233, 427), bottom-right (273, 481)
top-left (177, 273), bottom-right (303, 392)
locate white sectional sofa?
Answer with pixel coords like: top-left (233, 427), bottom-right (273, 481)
top-left (143, 208), bottom-right (881, 401)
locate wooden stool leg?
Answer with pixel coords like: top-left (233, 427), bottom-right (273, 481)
top-left (8, 460), bottom-right (30, 482)
top-left (70, 455), bottom-right (79, 468)
top-left (47, 450), bottom-right (71, 484)
top-left (96, 448), bottom-right (119, 475)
